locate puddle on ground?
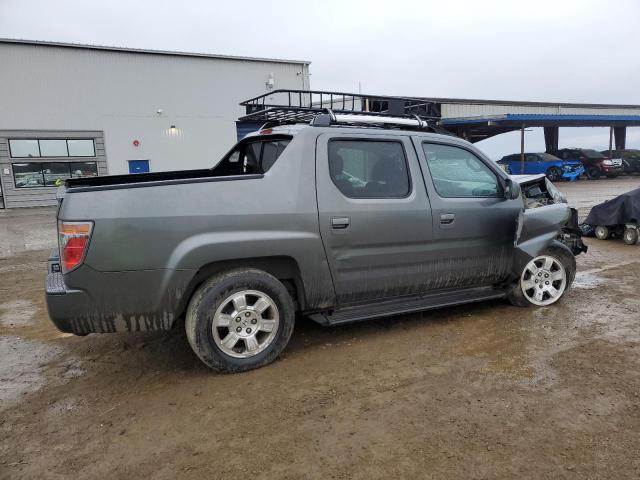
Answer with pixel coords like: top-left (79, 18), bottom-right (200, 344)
top-left (0, 299), bottom-right (37, 327)
top-left (572, 271), bottom-right (605, 289)
top-left (0, 336), bottom-right (63, 409)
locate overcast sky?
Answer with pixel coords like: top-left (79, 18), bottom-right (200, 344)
top-left (1, 0), bottom-right (639, 158)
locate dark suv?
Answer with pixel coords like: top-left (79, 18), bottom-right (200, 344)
top-left (550, 148), bottom-right (623, 179)
top-left (600, 149), bottom-right (640, 174)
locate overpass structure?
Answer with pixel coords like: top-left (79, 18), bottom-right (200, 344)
top-left (239, 89), bottom-right (640, 157)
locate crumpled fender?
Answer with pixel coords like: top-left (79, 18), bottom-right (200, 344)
top-left (512, 203), bottom-right (570, 275)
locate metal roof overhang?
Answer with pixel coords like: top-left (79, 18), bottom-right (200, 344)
top-left (440, 114), bottom-right (640, 142)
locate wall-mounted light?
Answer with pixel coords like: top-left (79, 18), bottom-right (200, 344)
top-left (165, 125), bottom-right (181, 138)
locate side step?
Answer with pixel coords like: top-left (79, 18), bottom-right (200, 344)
top-left (309, 286), bottom-right (507, 326)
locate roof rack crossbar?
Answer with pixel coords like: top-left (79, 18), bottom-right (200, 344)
top-left (240, 88), bottom-right (441, 119)
top-left (238, 89), bottom-right (454, 135)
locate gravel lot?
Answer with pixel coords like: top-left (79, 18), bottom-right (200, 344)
top-left (1, 177), bottom-right (639, 479)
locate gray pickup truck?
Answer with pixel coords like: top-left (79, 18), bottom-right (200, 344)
top-left (46, 113), bottom-right (586, 372)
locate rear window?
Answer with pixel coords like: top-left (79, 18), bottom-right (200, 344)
top-left (261, 140), bottom-right (290, 171)
top-left (582, 149), bottom-right (605, 159)
top-left (213, 137), bottom-right (291, 175)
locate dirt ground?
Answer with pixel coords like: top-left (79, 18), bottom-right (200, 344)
top-left (1, 178), bottom-right (639, 479)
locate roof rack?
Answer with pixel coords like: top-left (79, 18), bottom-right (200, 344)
top-left (238, 89), bottom-right (451, 134)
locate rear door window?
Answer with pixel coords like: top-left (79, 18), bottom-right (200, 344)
top-left (422, 143), bottom-right (499, 198)
top-left (328, 140), bottom-right (410, 198)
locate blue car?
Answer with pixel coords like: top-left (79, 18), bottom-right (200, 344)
top-left (498, 152), bottom-right (584, 182)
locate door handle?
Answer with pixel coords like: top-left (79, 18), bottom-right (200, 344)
top-left (331, 217), bottom-right (350, 229)
top-left (440, 213), bottom-right (455, 225)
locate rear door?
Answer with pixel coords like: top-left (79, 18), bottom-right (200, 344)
top-left (316, 133), bottom-right (434, 305)
top-left (412, 139), bottom-right (522, 288)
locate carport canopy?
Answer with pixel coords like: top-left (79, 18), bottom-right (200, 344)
top-left (440, 113), bottom-right (640, 148)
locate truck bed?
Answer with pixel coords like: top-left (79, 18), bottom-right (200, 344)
top-left (64, 168), bottom-right (261, 192)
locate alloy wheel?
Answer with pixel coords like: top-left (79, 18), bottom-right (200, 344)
top-left (212, 290), bottom-right (280, 358)
top-left (520, 255), bottom-right (567, 306)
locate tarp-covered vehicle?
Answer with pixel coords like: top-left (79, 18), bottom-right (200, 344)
top-left (584, 188), bottom-right (640, 245)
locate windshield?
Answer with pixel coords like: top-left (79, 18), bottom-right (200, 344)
top-left (540, 153), bottom-right (560, 161)
top-left (582, 149), bottom-right (605, 159)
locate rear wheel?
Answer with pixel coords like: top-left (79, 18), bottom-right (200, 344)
top-left (546, 167), bottom-right (562, 182)
top-left (508, 244), bottom-right (575, 307)
top-left (587, 167), bottom-right (601, 179)
top-left (185, 269), bottom-right (295, 373)
top-left (623, 227), bottom-right (638, 245)
top-left (595, 225), bottom-right (610, 240)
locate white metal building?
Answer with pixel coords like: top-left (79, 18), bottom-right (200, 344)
top-left (0, 39), bottom-right (310, 208)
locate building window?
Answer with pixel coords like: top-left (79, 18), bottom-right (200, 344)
top-left (9, 140), bottom-right (40, 158)
top-left (42, 162), bottom-right (70, 187)
top-left (70, 161), bottom-right (98, 178)
top-left (12, 161), bottom-right (98, 188)
top-left (40, 140), bottom-right (68, 157)
top-left (9, 139), bottom-right (96, 158)
top-left (67, 140), bottom-right (96, 157)
top-left (12, 163), bottom-right (45, 188)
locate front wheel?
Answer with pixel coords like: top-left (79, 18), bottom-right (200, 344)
top-left (508, 244), bottom-right (575, 307)
top-left (546, 167), bottom-right (562, 182)
top-left (185, 269), bottom-right (295, 373)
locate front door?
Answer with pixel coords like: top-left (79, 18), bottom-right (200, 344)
top-left (316, 133), bottom-right (434, 305)
top-left (412, 140), bottom-right (521, 288)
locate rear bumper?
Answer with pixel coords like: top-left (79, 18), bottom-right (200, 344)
top-left (45, 249), bottom-right (189, 335)
top-left (46, 271), bottom-right (94, 334)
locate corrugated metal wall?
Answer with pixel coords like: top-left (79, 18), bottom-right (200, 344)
top-left (0, 131), bottom-right (107, 208)
top-left (0, 42), bottom-right (309, 179)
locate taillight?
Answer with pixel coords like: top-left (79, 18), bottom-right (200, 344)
top-left (58, 221), bottom-right (93, 273)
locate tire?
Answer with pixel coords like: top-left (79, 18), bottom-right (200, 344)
top-left (185, 269), bottom-right (295, 373)
top-left (546, 167), bottom-right (561, 182)
top-left (508, 242), bottom-right (576, 307)
top-left (623, 227), bottom-right (638, 245)
top-left (587, 167), bottom-right (601, 179)
top-left (595, 225), bottom-right (610, 240)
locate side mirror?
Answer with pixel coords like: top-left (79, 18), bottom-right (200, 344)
top-left (504, 178), bottom-right (521, 200)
